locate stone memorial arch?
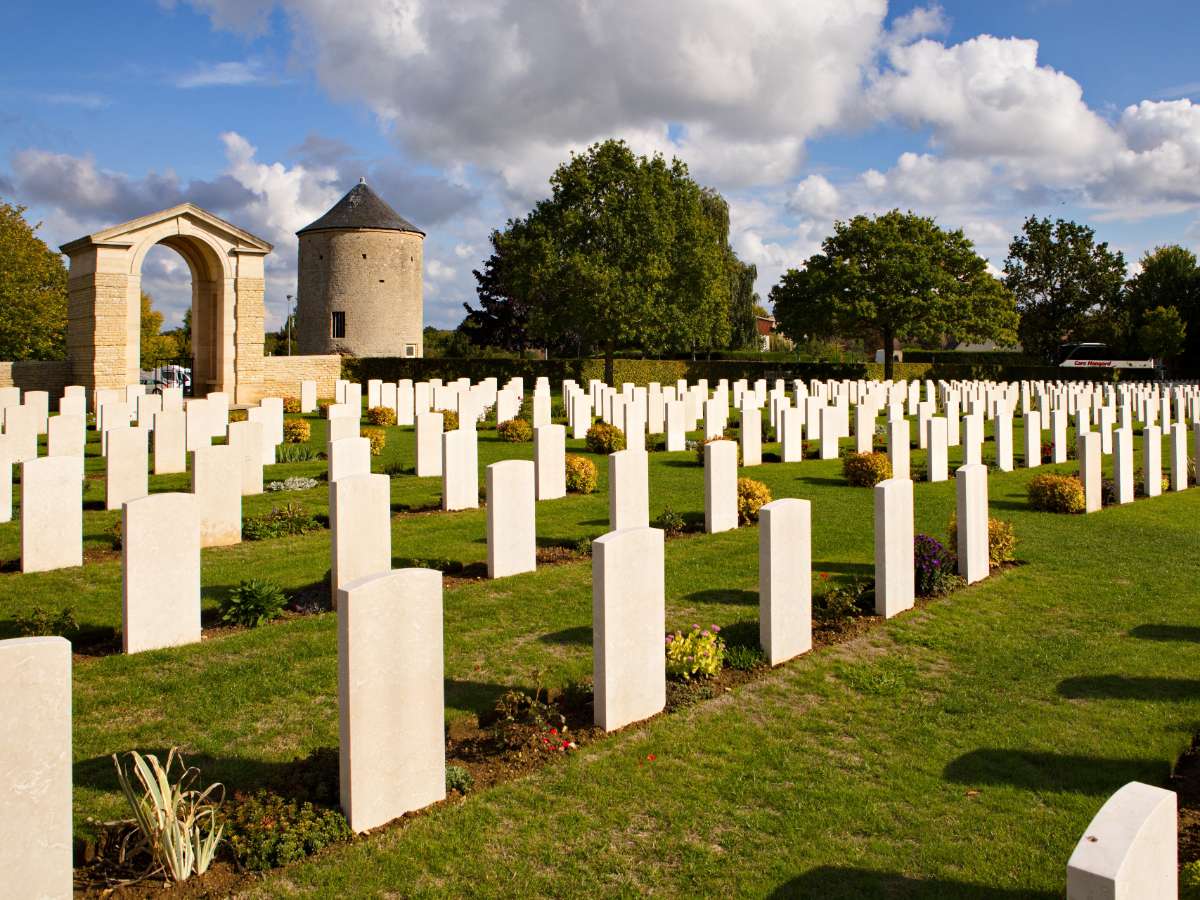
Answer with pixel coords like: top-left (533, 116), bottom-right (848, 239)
top-left (60, 204), bottom-right (273, 402)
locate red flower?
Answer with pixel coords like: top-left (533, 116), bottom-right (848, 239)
top-left (647, 753), bottom-right (656, 761)
top-left (819, 572), bottom-right (830, 580)
top-left (549, 727), bottom-right (558, 735)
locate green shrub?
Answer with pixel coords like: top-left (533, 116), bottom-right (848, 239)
top-left (228, 408), bottom-right (248, 423)
top-left (736, 477), bottom-right (771, 524)
top-left (497, 417), bottom-right (533, 442)
top-left (220, 579), bottom-right (288, 627)
top-left (316, 399), bottom-right (334, 416)
top-left (843, 451), bottom-right (892, 487)
top-left (283, 396), bottom-right (301, 414)
top-left (666, 624), bottom-right (725, 680)
top-left (814, 578), bottom-right (874, 623)
top-left (446, 765), bottom-right (474, 795)
top-left (365, 405), bottom-right (396, 426)
top-left (1027, 473), bottom-right (1085, 514)
top-left (654, 505), bottom-right (687, 538)
top-left (1182, 859), bottom-right (1200, 895)
top-left (694, 435), bottom-right (741, 466)
top-left (725, 645), bottom-right (766, 671)
top-left (586, 422), bottom-right (626, 454)
top-left (243, 502), bottom-right (322, 541)
top-left (225, 790), bottom-right (351, 871)
top-left (565, 454), bottom-right (598, 493)
top-left (435, 408), bottom-right (459, 431)
top-left (283, 419), bottom-right (311, 444)
top-left (948, 514), bottom-right (1017, 567)
top-left (15, 605), bottom-right (78, 638)
top-left (275, 443), bottom-right (320, 463)
top-left (360, 426), bottom-right (386, 456)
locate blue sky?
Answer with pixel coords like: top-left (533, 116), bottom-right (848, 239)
top-left (2, 1), bottom-right (1198, 331)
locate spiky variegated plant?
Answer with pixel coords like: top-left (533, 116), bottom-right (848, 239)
top-left (112, 748), bottom-right (224, 882)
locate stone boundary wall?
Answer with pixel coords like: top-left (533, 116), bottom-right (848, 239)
top-left (257, 354), bottom-right (341, 401)
top-left (0, 360), bottom-right (71, 403)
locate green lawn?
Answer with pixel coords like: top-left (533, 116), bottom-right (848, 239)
top-left (0, 408), bottom-right (1196, 897)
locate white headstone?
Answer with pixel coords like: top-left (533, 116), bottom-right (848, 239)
top-left (1113, 426), bottom-right (1135, 504)
top-left (331, 473), bottom-right (392, 606)
top-left (105, 426), bottom-right (148, 511)
top-left (758, 499), bottom-right (811, 666)
top-left (191, 445), bottom-right (241, 548)
top-left (122, 493), bottom-right (201, 654)
top-left (609, 449), bottom-right (649, 531)
top-left (1066, 782), bottom-right (1176, 899)
top-left (705, 439), bottom-right (738, 534)
top-left (886, 418), bottom-right (910, 481)
top-left (874, 477), bottom-right (914, 618)
top-left (21, 456), bottom-right (83, 573)
top-left (228, 420), bottom-right (265, 496)
top-left (415, 412), bottom-right (444, 477)
top-left (0, 636), bottom-right (72, 898)
top-left (592, 527), bottom-right (666, 732)
top-left (337, 568), bottom-right (445, 833)
top-left (486, 460), bottom-right (537, 578)
top-left (1078, 431), bottom-right (1102, 513)
top-left (1143, 425), bottom-right (1162, 498)
top-left (152, 409), bottom-right (187, 475)
top-left (47, 414), bottom-right (84, 458)
top-left (301, 380), bottom-right (318, 413)
top-left (442, 428), bottom-right (479, 511)
top-left (534, 424), bottom-right (566, 500)
top-left (329, 436), bottom-right (371, 483)
top-left (955, 464), bottom-right (989, 583)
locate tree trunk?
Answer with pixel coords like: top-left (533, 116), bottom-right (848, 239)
top-left (604, 340), bottom-right (615, 386)
top-left (882, 325), bottom-right (895, 381)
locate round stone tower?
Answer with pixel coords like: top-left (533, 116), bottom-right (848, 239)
top-left (295, 179), bottom-right (425, 358)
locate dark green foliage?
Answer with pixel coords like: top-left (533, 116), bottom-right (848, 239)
top-left (243, 503), bottom-right (323, 541)
top-left (771, 210), bottom-right (1018, 379)
top-left (225, 790), bottom-right (351, 871)
top-left (654, 506), bottom-right (687, 538)
top-left (220, 579), bottom-right (288, 628)
top-left (724, 645), bottom-right (766, 671)
top-left (445, 765), bottom-right (474, 795)
top-left (585, 423), bottom-right (626, 454)
top-left (813, 579), bottom-right (875, 623)
top-left (15, 605), bottom-right (78, 638)
top-left (1004, 216), bottom-right (1127, 363)
top-left (0, 200), bottom-right (67, 360)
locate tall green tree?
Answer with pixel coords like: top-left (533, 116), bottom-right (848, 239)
top-left (463, 140), bottom-right (734, 382)
top-left (1003, 216), bottom-right (1127, 363)
top-left (139, 292), bottom-right (179, 369)
top-left (1137, 305), bottom-right (1187, 361)
top-left (770, 210), bottom-right (1018, 379)
top-left (1125, 245), bottom-right (1200, 364)
top-left (0, 200), bottom-right (67, 360)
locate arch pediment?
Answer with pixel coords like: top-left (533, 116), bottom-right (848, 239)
top-left (60, 203), bottom-right (273, 257)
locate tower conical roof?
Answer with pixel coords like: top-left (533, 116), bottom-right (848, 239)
top-left (297, 180), bottom-right (425, 236)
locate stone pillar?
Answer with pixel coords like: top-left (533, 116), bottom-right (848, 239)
top-left (301, 380), bottom-right (317, 413)
top-left (665, 400), bottom-right (686, 452)
top-left (1143, 425), bottom-right (1162, 498)
top-left (122, 493), bottom-right (200, 654)
top-left (22, 457), bottom-right (83, 573)
top-left (854, 405), bottom-right (875, 454)
top-left (1169, 423), bottom-right (1188, 492)
top-left (486, 460), bottom-right (536, 578)
top-left (873, 477), bottom-right (914, 618)
top-left (609, 449), bottom-right (649, 531)
top-left (47, 414), bottom-right (85, 458)
top-left (152, 410), bottom-right (187, 475)
top-left (534, 424), bottom-right (566, 500)
top-left (1078, 431), bottom-right (1102, 513)
top-left (759, 499), bottom-right (811, 666)
top-left (338, 568), bottom-right (445, 833)
top-left (415, 412), bottom-right (444, 477)
top-left (331, 473), bottom-right (392, 606)
top-left (780, 406), bottom-right (803, 462)
top-left (705, 439), bottom-right (738, 534)
top-left (0, 636), bottom-right (72, 898)
top-left (592, 527), bottom-right (666, 732)
top-left (227, 420), bottom-right (264, 496)
top-left (1113, 427), bottom-right (1135, 504)
top-left (1051, 410), bottom-right (1069, 464)
top-left (1023, 411), bottom-right (1041, 467)
top-left (191, 445), bottom-right (241, 548)
top-left (441, 427), bottom-right (479, 511)
top-left (962, 414), bottom-right (984, 466)
top-left (105, 426), bottom-right (148, 511)
top-left (741, 405), bottom-right (762, 466)
top-left (329, 436), bottom-right (371, 483)
top-left (955, 464), bottom-right (989, 583)
top-left (995, 409), bottom-right (1014, 472)
top-left (1066, 781), bottom-right (1176, 899)
top-left (886, 418), bottom-right (910, 481)
top-left (926, 417), bottom-right (948, 483)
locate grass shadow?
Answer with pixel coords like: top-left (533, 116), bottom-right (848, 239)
top-left (683, 588), bottom-right (758, 606)
top-left (1057, 675), bottom-right (1200, 701)
top-left (539, 625), bottom-right (591, 646)
top-left (1128, 624), bottom-right (1200, 643)
top-left (797, 476), bottom-right (845, 487)
top-left (767, 866), bottom-right (1056, 899)
top-left (943, 748), bottom-right (1167, 795)
top-left (989, 499), bottom-right (1028, 512)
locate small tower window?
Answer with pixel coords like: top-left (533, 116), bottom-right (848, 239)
top-left (362, 253), bottom-right (367, 260)
top-left (405, 343), bottom-right (417, 358)
top-left (331, 311), bottom-right (346, 338)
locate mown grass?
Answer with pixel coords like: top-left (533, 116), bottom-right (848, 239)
top-left (0, 406), bottom-right (1195, 896)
